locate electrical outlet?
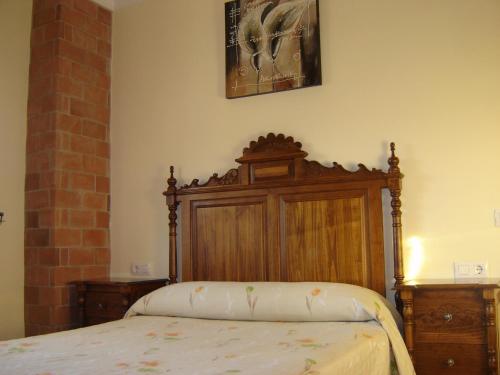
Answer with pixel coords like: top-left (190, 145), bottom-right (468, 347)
top-left (454, 262), bottom-right (488, 279)
top-left (131, 263), bottom-right (152, 276)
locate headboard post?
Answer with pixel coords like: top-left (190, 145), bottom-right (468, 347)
top-left (165, 166), bottom-right (179, 284)
top-left (387, 143), bottom-right (404, 287)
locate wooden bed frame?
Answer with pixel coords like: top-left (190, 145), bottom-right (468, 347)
top-left (164, 133), bottom-right (404, 296)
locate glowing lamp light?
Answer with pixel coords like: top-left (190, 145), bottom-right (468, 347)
top-left (405, 236), bottom-right (425, 280)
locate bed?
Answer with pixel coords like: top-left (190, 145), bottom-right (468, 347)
top-left (0, 133), bottom-right (413, 375)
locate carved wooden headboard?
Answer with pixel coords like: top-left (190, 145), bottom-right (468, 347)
top-left (164, 133), bottom-right (404, 296)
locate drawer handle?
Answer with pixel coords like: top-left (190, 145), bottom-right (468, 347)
top-left (443, 312), bottom-right (453, 322)
top-left (447, 358), bottom-right (455, 367)
top-left (97, 303), bottom-right (106, 310)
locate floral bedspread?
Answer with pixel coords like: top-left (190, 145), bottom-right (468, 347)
top-left (1, 315), bottom-right (393, 375)
top-left (1, 282), bottom-right (415, 375)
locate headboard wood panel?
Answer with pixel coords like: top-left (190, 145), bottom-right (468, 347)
top-left (164, 133), bottom-right (404, 296)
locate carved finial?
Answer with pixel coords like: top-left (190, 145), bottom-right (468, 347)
top-left (388, 142), bottom-right (400, 175)
top-left (167, 166), bottom-right (177, 191)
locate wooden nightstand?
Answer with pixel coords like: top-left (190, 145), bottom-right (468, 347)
top-left (397, 280), bottom-right (498, 375)
top-left (76, 278), bottom-right (168, 327)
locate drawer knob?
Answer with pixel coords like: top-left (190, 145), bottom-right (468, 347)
top-left (98, 303), bottom-right (105, 310)
top-left (443, 312), bottom-right (453, 322)
top-left (447, 358), bottom-right (455, 367)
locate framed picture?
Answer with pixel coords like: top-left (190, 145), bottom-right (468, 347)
top-left (225, 0), bottom-right (322, 99)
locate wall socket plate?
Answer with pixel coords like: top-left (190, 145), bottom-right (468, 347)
top-left (454, 262), bottom-right (488, 279)
top-left (131, 263), bottom-right (152, 276)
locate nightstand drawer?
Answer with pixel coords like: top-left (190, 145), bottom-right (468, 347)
top-left (415, 343), bottom-right (487, 375)
top-left (414, 289), bottom-right (485, 344)
top-left (85, 292), bottom-right (127, 319)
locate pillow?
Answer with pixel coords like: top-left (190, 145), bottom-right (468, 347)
top-left (126, 281), bottom-right (383, 322)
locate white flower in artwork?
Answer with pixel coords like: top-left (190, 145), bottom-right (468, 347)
top-left (263, 0), bottom-right (309, 62)
top-left (238, 0), bottom-right (311, 92)
top-left (237, 2), bottom-right (271, 84)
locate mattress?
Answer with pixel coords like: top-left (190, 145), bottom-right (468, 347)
top-left (0, 315), bottom-right (392, 375)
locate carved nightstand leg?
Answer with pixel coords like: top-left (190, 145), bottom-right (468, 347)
top-left (400, 289), bottom-right (415, 364)
top-left (76, 284), bottom-right (87, 328)
top-left (483, 289), bottom-right (498, 375)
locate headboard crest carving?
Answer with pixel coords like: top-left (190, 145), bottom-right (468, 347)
top-left (237, 133), bottom-right (307, 163)
top-left (182, 169), bottom-right (239, 189)
top-left (302, 160), bottom-right (387, 179)
top-left (176, 133), bottom-right (398, 193)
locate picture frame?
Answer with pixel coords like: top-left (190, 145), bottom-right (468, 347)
top-left (225, 0), bottom-right (322, 99)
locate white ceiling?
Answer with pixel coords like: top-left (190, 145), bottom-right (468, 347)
top-left (93, 0), bottom-right (145, 11)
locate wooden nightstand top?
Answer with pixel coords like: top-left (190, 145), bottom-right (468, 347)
top-left (397, 278), bottom-right (500, 289)
top-left (75, 277), bottom-right (169, 286)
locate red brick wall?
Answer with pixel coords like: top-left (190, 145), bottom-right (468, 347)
top-left (25, 0), bottom-right (111, 335)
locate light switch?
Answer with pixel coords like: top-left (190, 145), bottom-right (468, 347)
top-left (131, 263), bottom-right (152, 276)
top-left (495, 209), bottom-right (500, 227)
top-left (458, 264), bottom-right (469, 274)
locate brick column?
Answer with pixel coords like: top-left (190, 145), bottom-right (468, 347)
top-left (25, 0), bottom-right (111, 335)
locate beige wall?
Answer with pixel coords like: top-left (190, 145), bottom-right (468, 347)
top-left (111, 0), bottom-right (500, 286)
top-left (0, 0), bottom-right (32, 339)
